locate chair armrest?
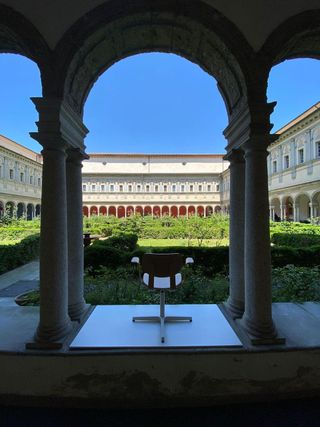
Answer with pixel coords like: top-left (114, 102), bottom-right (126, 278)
top-left (131, 257), bottom-right (140, 264)
top-left (185, 257), bottom-right (194, 265)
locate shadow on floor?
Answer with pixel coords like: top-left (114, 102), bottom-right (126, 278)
top-left (1, 398), bottom-right (320, 427)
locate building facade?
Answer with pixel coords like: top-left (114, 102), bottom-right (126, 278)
top-left (219, 102), bottom-right (320, 222)
top-left (82, 154), bottom-right (227, 217)
top-left (0, 135), bottom-right (42, 219)
top-left (1, 102), bottom-right (320, 222)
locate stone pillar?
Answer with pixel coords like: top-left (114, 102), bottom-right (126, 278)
top-left (241, 140), bottom-right (278, 343)
top-left (225, 149), bottom-right (245, 318)
top-left (269, 206), bottom-right (274, 221)
top-left (280, 201), bottom-right (285, 221)
top-left (293, 203), bottom-right (299, 222)
top-left (28, 97), bottom-right (89, 348)
top-left (66, 148), bottom-right (88, 321)
top-left (35, 143), bottom-right (72, 345)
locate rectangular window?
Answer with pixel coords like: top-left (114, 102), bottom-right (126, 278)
top-left (198, 185), bottom-right (202, 191)
top-left (29, 175), bottom-right (33, 184)
top-left (20, 172), bottom-right (24, 182)
top-left (137, 185), bottom-right (141, 192)
top-left (284, 155), bottom-right (290, 169)
top-left (172, 185), bottom-right (176, 192)
top-left (82, 184), bottom-right (87, 191)
top-left (92, 184), bottom-right (96, 191)
top-left (110, 184), bottom-right (114, 192)
top-left (298, 148), bottom-right (304, 164)
top-left (119, 185), bottom-right (123, 192)
top-left (155, 185), bottom-right (159, 192)
top-left (9, 169), bottom-right (14, 179)
top-left (316, 141), bottom-right (320, 157)
top-left (190, 185), bottom-right (194, 192)
top-left (101, 184), bottom-right (105, 191)
top-left (164, 185), bottom-right (167, 192)
top-left (38, 177), bottom-right (41, 186)
top-left (216, 184), bottom-right (220, 192)
top-left (128, 185), bottom-right (132, 192)
top-left (146, 185), bottom-right (150, 192)
top-left (272, 161), bottom-right (277, 173)
top-left (207, 184), bottom-right (211, 192)
top-left (181, 184), bottom-right (185, 192)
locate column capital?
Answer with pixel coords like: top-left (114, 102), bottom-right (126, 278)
top-left (224, 148), bottom-right (245, 163)
top-left (30, 97), bottom-right (89, 151)
top-left (66, 147), bottom-right (89, 165)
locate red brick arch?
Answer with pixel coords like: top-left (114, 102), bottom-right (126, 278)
top-left (108, 206), bottom-right (116, 216)
top-left (179, 206), bottom-right (187, 216)
top-left (99, 206), bottom-right (107, 215)
top-left (171, 206), bottom-right (178, 217)
top-left (90, 206), bottom-right (98, 216)
top-left (144, 206), bottom-right (152, 216)
top-left (118, 206), bottom-right (125, 218)
top-left (153, 206), bottom-right (161, 217)
top-left (162, 206), bottom-right (169, 216)
top-left (83, 206), bottom-right (89, 217)
top-left (135, 206), bottom-right (143, 216)
top-left (126, 206), bottom-right (134, 216)
top-left (188, 206), bottom-right (195, 216)
top-left (197, 206), bottom-right (204, 217)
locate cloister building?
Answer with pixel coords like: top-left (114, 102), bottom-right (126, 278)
top-left (1, 0), bottom-right (320, 406)
top-left (82, 153), bottom-right (227, 218)
top-left (2, 103), bottom-right (319, 223)
top-left (0, 135), bottom-right (42, 219)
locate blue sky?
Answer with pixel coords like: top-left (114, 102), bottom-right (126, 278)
top-left (0, 53), bottom-right (319, 154)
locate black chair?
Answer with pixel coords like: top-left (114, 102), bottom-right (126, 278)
top-left (131, 253), bottom-right (194, 343)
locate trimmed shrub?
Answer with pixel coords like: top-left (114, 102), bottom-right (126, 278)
top-left (272, 265), bottom-right (320, 302)
top-left (271, 245), bottom-right (320, 268)
top-left (0, 234), bottom-right (40, 274)
top-left (271, 233), bottom-right (320, 247)
top-left (84, 245), bottom-right (128, 273)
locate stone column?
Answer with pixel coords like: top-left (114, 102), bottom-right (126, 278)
top-left (35, 143), bottom-right (72, 345)
top-left (66, 148), bottom-right (88, 321)
top-left (280, 201), bottom-right (285, 221)
top-left (293, 203), bottom-right (299, 222)
top-left (225, 149), bottom-right (245, 318)
top-left (241, 140), bottom-right (278, 343)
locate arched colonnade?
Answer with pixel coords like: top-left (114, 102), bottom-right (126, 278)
top-left (270, 191), bottom-right (320, 222)
top-left (2, 1), bottom-right (319, 348)
top-left (0, 200), bottom-right (41, 220)
top-left (83, 205), bottom-right (219, 218)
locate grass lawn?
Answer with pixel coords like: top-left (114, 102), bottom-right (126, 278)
top-left (138, 238), bottom-right (229, 248)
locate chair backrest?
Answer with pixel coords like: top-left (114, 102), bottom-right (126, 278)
top-left (141, 253), bottom-right (184, 290)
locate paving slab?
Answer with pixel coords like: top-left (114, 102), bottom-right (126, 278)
top-left (0, 280), bottom-right (39, 297)
top-left (0, 261), bottom-right (39, 291)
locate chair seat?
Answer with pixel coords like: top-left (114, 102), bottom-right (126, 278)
top-left (142, 273), bottom-right (182, 289)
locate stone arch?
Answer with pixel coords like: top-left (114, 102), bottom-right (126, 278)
top-left (90, 206), bottom-right (98, 216)
top-left (295, 193), bottom-right (311, 222)
top-left (270, 198), bottom-right (281, 221)
top-left (5, 201), bottom-right (15, 217)
top-left (56, 0), bottom-right (250, 119)
top-left (126, 206), bottom-right (134, 216)
top-left (17, 202), bottom-right (26, 219)
top-left (261, 11), bottom-right (320, 67)
top-left (153, 206), bottom-right (161, 217)
top-left (144, 206), bottom-right (152, 216)
top-left (179, 206), bottom-right (187, 217)
top-left (197, 206), bottom-right (204, 217)
top-left (311, 191), bottom-right (320, 218)
top-left (99, 206), bottom-right (107, 216)
top-left (35, 204), bottom-right (41, 217)
top-left (108, 206), bottom-right (116, 216)
top-left (135, 206), bottom-right (143, 216)
top-left (213, 206), bottom-right (221, 214)
top-left (27, 203), bottom-right (34, 220)
top-left (171, 206), bottom-right (178, 218)
top-left (162, 206), bottom-right (169, 216)
top-left (118, 206), bottom-right (125, 218)
top-left (0, 4), bottom-right (52, 96)
top-left (283, 196), bottom-right (294, 221)
top-left (83, 206), bottom-right (89, 217)
top-left (188, 206), bottom-right (195, 216)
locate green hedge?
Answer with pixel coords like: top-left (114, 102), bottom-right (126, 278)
top-left (271, 233), bottom-right (320, 247)
top-left (0, 234), bottom-right (40, 274)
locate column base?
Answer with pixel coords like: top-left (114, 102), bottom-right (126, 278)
top-left (68, 302), bottom-right (90, 322)
top-left (237, 315), bottom-right (285, 346)
top-left (26, 319), bottom-right (73, 350)
top-left (223, 298), bottom-right (244, 319)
